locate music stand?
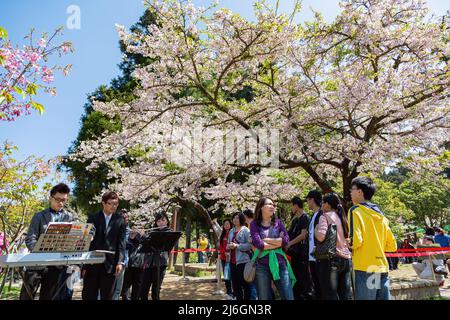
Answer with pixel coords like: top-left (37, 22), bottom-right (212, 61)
top-left (139, 230), bottom-right (181, 300)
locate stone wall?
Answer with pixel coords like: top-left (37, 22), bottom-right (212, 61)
top-left (390, 278), bottom-right (441, 300)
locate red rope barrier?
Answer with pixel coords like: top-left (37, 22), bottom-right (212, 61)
top-left (385, 247), bottom-right (450, 258)
top-left (395, 246), bottom-right (450, 253)
top-left (170, 248), bottom-right (217, 253)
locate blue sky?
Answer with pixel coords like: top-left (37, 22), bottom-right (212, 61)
top-left (0, 0), bottom-right (448, 174)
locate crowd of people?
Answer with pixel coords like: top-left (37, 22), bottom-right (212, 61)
top-left (7, 175), bottom-right (450, 300)
top-left (218, 176), bottom-right (399, 300)
top-left (215, 178), bottom-right (450, 301)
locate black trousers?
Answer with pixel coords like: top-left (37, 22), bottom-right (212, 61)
top-left (82, 264), bottom-right (116, 300)
top-left (291, 256), bottom-right (313, 300)
top-left (19, 267), bottom-right (67, 300)
top-left (230, 263), bottom-right (250, 301)
top-left (221, 259), bottom-right (232, 295)
top-left (388, 257), bottom-right (399, 270)
top-left (140, 266), bottom-right (167, 300)
top-left (309, 261), bottom-right (321, 300)
top-left (316, 257), bottom-right (353, 300)
top-left (121, 267), bottom-right (144, 300)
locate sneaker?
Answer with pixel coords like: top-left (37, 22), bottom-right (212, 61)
top-left (226, 294), bottom-right (233, 300)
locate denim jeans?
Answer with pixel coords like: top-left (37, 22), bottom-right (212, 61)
top-left (248, 280), bottom-right (258, 300)
top-left (316, 257), bottom-right (352, 300)
top-left (255, 263), bottom-right (294, 300)
top-left (198, 251), bottom-right (205, 263)
top-left (112, 267), bottom-right (125, 300)
top-left (354, 270), bottom-right (391, 300)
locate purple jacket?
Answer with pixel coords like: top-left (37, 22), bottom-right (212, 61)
top-left (250, 219), bottom-right (289, 266)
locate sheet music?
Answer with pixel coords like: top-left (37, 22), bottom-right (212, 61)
top-left (33, 222), bottom-right (94, 253)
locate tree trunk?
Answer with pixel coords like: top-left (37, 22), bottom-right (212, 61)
top-left (196, 220), bottom-right (200, 245)
top-left (341, 159), bottom-right (361, 212)
top-left (0, 267), bottom-right (9, 297)
top-left (8, 269), bottom-right (13, 291)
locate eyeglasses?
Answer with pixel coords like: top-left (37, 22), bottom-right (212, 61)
top-left (105, 201), bottom-right (119, 207)
top-left (51, 196), bottom-right (68, 203)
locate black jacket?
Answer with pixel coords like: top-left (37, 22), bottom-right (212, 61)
top-left (142, 226), bottom-right (172, 268)
top-left (87, 211), bottom-right (126, 274)
top-left (127, 233), bottom-right (146, 269)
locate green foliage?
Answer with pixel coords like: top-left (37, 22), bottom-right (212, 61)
top-left (381, 165), bottom-right (450, 230)
top-left (371, 178), bottom-right (414, 240)
top-left (31, 101), bottom-right (45, 115)
top-left (0, 285), bottom-right (21, 300)
top-left (0, 143), bottom-right (53, 250)
top-left (0, 26), bottom-right (8, 39)
top-left (397, 175), bottom-right (450, 228)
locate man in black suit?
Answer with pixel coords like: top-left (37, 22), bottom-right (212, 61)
top-left (82, 191), bottom-right (126, 300)
top-left (20, 183), bottom-right (74, 300)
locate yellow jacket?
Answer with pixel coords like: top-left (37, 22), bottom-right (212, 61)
top-left (348, 203), bottom-right (397, 273)
top-left (198, 238), bottom-right (209, 250)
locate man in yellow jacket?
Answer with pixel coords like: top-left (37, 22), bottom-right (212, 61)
top-left (197, 234), bottom-right (209, 263)
top-left (348, 176), bottom-right (397, 300)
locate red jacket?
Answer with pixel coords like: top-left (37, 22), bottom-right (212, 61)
top-left (219, 230), bottom-right (229, 261)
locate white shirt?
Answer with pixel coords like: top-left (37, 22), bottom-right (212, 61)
top-left (104, 213), bottom-right (112, 230)
top-left (308, 210), bottom-right (320, 262)
top-left (50, 209), bottom-right (63, 223)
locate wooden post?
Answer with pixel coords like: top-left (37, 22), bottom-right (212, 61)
top-left (185, 215), bottom-right (192, 263)
top-left (168, 206), bottom-right (179, 270)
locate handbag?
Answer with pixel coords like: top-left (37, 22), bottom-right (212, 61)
top-left (244, 249), bottom-right (262, 283)
top-left (311, 214), bottom-right (337, 260)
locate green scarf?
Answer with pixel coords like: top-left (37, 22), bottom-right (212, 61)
top-left (252, 247), bottom-right (296, 287)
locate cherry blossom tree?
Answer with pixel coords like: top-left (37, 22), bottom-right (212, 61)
top-left (71, 0), bottom-right (449, 224)
top-left (0, 26), bottom-right (73, 121)
top-left (0, 141), bottom-right (58, 253)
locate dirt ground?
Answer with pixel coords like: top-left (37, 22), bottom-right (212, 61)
top-left (70, 273), bottom-right (226, 300)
